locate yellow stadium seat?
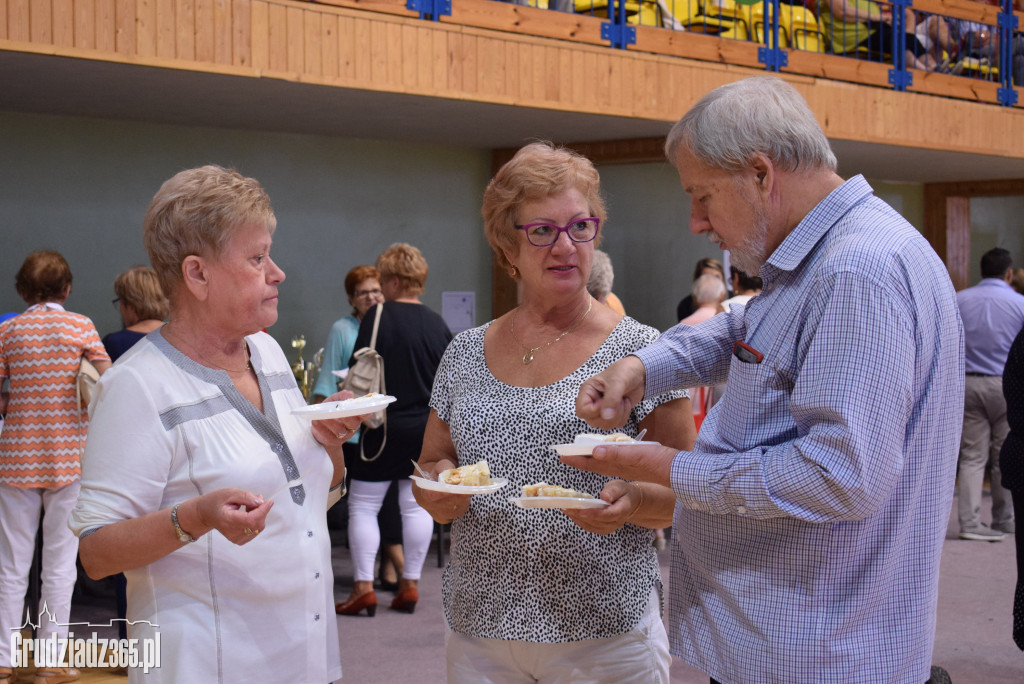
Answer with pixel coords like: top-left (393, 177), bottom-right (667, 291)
top-left (747, 1), bottom-right (790, 47)
top-left (781, 4), bottom-right (825, 53)
top-left (660, 0), bottom-right (743, 36)
top-left (701, 0), bottom-right (749, 40)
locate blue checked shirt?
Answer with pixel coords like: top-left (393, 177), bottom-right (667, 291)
top-left (635, 176), bottom-right (964, 684)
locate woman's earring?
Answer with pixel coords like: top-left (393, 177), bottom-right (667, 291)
top-left (510, 265), bottom-right (519, 278)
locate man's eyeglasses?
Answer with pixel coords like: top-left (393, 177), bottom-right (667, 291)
top-left (111, 298), bottom-right (120, 310)
top-left (354, 288), bottom-right (382, 299)
top-left (514, 218), bottom-right (601, 247)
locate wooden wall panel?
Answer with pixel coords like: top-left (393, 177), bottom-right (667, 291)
top-left (194, 0), bottom-right (213, 61)
top-left (320, 11), bottom-right (337, 79)
top-left (286, 5), bottom-right (303, 72)
top-left (156, 0), bottom-right (175, 58)
top-left (429, 25), bottom-right (446, 92)
top-left (233, 0), bottom-right (249, 66)
top-left (136, 0), bottom-right (155, 56)
top-left (53, 0), bottom-right (74, 46)
top-left (74, 0), bottom-right (94, 47)
top-left (336, 14), bottom-right (355, 79)
top-left (0, 0), bottom-right (7, 39)
top-left (267, 2), bottom-right (286, 71)
top-left (250, 0), bottom-right (266, 68)
top-left (214, 0), bottom-right (231, 64)
top-left (303, 8), bottom-right (321, 75)
top-left (96, 0), bottom-right (115, 50)
top-left (114, 0), bottom-right (135, 55)
top-left (352, 16), bottom-right (369, 82)
top-left (384, 14), bottom-right (401, 86)
top-left (7, 0), bottom-right (29, 41)
top-left (28, 0), bottom-right (50, 43)
top-left (175, 0), bottom-right (195, 60)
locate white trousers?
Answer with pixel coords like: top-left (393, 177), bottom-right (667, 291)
top-left (347, 479), bottom-right (433, 582)
top-left (0, 481), bottom-right (81, 667)
top-left (445, 590), bottom-right (671, 684)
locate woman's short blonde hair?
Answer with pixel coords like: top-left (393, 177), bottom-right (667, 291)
top-left (376, 243), bottom-right (428, 297)
top-left (114, 266), bottom-right (169, 321)
top-left (143, 165), bottom-right (276, 296)
top-left (482, 142), bottom-right (606, 277)
top-left (15, 250), bottom-right (72, 304)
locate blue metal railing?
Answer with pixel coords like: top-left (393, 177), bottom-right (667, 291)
top-left (565, 0), bottom-right (1021, 104)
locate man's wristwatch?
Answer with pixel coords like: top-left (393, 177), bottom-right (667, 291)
top-left (171, 503), bottom-right (196, 543)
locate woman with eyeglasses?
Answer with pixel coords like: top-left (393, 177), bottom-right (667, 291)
top-left (104, 266), bottom-right (169, 363)
top-left (335, 244), bottom-right (453, 618)
top-left (413, 142), bottom-right (695, 683)
top-left (312, 265), bottom-right (384, 403)
top-left (313, 266), bottom-right (405, 595)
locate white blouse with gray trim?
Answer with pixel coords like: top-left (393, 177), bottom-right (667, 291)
top-left (430, 316), bottom-right (688, 643)
top-left (70, 329), bottom-right (341, 684)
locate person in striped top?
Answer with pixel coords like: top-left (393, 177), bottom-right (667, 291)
top-left (0, 250), bottom-right (111, 684)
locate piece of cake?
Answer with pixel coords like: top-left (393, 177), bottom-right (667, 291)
top-left (521, 482), bottom-right (594, 499)
top-left (573, 432), bottom-right (635, 445)
top-left (439, 460), bottom-right (492, 486)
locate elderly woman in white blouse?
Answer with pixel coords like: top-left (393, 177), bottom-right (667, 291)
top-left (414, 142), bottom-right (695, 683)
top-left (70, 165), bottom-right (362, 683)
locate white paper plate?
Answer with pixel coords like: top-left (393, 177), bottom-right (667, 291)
top-left (550, 441), bottom-right (660, 456)
top-left (509, 496), bottom-right (609, 509)
top-left (409, 475), bottom-right (508, 495)
top-left (291, 394), bottom-right (396, 420)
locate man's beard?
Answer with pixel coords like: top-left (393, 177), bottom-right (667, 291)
top-left (712, 203), bottom-right (770, 275)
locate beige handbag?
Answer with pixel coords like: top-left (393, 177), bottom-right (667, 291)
top-left (75, 356), bottom-right (101, 453)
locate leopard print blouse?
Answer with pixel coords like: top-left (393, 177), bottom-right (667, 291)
top-left (430, 316), bottom-right (687, 642)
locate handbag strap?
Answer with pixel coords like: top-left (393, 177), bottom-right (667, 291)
top-left (369, 303), bottom-right (383, 351)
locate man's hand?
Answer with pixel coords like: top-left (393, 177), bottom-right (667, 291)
top-left (575, 355), bottom-right (648, 430)
top-left (560, 443), bottom-right (677, 489)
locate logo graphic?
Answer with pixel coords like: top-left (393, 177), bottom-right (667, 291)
top-left (11, 603), bottom-right (161, 673)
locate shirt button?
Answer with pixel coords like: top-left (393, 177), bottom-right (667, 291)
top-left (307, 530), bottom-right (313, 537)
top-left (274, 444), bottom-right (284, 452)
top-left (314, 572), bottom-right (320, 579)
top-left (314, 613), bottom-right (320, 621)
top-left (737, 505), bottom-right (747, 515)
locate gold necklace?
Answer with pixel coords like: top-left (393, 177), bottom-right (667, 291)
top-left (511, 299), bottom-right (593, 365)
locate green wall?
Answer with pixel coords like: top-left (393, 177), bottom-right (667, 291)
top-left (0, 111), bottom-right (493, 364)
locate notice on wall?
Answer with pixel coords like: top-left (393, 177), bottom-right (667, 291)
top-left (442, 291), bottom-right (475, 334)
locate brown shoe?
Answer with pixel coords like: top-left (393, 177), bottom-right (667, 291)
top-left (32, 668), bottom-right (80, 684)
top-left (390, 586), bottom-right (419, 614)
top-left (335, 590), bottom-right (378, 617)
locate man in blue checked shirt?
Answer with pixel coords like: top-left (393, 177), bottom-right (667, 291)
top-left (567, 77), bottom-right (964, 684)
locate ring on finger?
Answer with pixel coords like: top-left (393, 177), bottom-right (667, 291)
top-left (244, 527), bottom-right (254, 535)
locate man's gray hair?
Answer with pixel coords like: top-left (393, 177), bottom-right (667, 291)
top-left (665, 76), bottom-right (837, 173)
top-left (691, 273), bottom-right (727, 307)
top-left (587, 249), bottom-right (615, 300)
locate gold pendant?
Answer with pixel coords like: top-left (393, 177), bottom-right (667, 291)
top-left (523, 350), bottom-right (534, 364)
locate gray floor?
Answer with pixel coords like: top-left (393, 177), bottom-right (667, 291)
top-left (329, 493), bottom-right (1022, 684)
top-left (68, 492), bottom-right (1021, 682)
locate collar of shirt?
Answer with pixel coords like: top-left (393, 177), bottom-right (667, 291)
top-left (761, 174), bottom-right (874, 280)
top-left (27, 302), bottom-right (66, 313)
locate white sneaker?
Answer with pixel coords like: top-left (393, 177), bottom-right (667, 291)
top-left (959, 525), bottom-right (1007, 541)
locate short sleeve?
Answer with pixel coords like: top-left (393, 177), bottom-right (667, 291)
top-left (81, 317), bottom-right (111, 364)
